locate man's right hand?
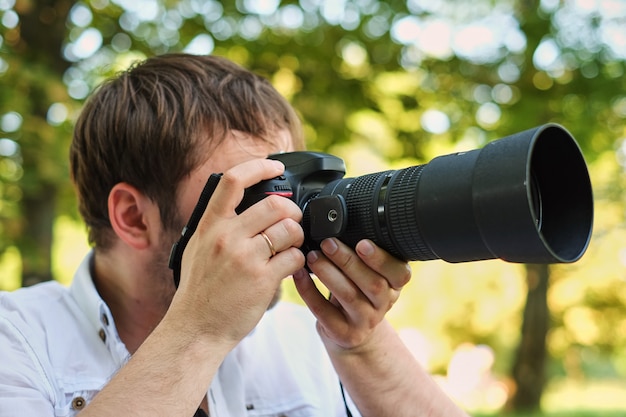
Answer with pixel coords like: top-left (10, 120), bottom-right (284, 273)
top-left (170, 158), bottom-right (305, 348)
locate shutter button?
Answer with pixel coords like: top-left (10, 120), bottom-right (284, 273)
top-left (72, 396), bottom-right (86, 410)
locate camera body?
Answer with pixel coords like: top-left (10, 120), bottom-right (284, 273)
top-left (237, 151), bottom-right (350, 254)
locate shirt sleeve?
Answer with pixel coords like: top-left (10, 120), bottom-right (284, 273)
top-left (0, 310), bottom-right (59, 416)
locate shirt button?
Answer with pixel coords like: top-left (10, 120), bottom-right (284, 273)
top-left (101, 313), bottom-right (109, 326)
top-left (99, 328), bottom-right (106, 343)
top-left (72, 396), bottom-right (86, 410)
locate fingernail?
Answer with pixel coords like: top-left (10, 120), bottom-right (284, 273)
top-left (321, 238), bottom-right (338, 255)
top-left (272, 160), bottom-right (285, 171)
top-left (357, 239), bottom-right (375, 257)
top-left (293, 268), bottom-right (308, 280)
top-left (307, 250), bottom-right (319, 264)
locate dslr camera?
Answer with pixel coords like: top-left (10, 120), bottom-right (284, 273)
top-left (170, 124), bottom-right (593, 285)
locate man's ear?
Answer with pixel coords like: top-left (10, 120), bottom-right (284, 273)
top-left (108, 183), bottom-right (160, 250)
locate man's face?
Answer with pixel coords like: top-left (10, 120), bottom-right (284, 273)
top-left (176, 129), bottom-right (294, 223)
top-left (159, 129), bottom-right (295, 308)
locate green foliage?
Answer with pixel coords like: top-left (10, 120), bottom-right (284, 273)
top-left (1, 0), bottom-right (626, 411)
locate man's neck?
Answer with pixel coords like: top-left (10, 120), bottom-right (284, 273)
top-left (92, 249), bottom-right (174, 354)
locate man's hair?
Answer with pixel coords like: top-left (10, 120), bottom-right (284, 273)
top-left (70, 53), bottom-right (304, 249)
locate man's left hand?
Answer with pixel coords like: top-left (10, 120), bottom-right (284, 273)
top-left (293, 238), bottom-right (412, 351)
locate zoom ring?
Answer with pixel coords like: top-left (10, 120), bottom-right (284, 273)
top-left (386, 166), bottom-right (437, 261)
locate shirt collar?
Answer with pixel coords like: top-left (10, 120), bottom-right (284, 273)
top-left (69, 251), bottom-right (130, 366)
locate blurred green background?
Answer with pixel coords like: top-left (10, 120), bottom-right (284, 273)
top-left (1, 0), bottom-right (625, 415)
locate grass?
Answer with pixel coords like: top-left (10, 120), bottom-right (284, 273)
top-left (471, 378), bottom-right (626, 417)
top-left (474, 413), bottom-right (626, 417)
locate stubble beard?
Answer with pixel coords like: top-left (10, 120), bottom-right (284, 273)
top-left (150, 227), bottom-right (182, 313)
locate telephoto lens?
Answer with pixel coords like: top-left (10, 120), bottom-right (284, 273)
top-left (314, 123), bottom-right (593, 264)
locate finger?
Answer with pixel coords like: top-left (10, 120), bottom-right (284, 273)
top-left (355, 240), bottom-right (412, 290)
top-left (238, 194), bottom-right (303, 238)
top-left (310, 239), bottom-right (401, 312)
top-left (267, 247), bottom-right (307, 280)
top-left (292, 268), bottom-right (348, 328)
top-left (206, 159), bottom-right (285, 217)
top-left (306, 247), bottom-right (373, 313)
top-left (255, 219), bottom-right (304, 259)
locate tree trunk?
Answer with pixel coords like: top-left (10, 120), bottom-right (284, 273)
top-left (509, 263), bottom-right (550, 411)
top-left (18, 187), bottom-right (57, 287)
top-left (12, 0), bottom-right (74, 287)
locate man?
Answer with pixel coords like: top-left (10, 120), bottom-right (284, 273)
top-left (0, 54), bottom-right (468, 416)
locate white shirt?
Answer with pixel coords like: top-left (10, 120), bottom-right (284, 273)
top-left (0, 254), bottom-right (359, 417)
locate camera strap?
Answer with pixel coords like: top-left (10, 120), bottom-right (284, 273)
top-left (340, 382), bottom-right (354, 417)
top-left (168, 173), bottom-right (223, 288)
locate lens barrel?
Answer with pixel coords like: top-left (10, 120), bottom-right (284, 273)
top-left (318, 123), bottom-right (593, 263)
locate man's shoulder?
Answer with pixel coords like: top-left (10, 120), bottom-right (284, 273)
top-left (0, 280), bottom-right (80, 343)
top-left (0, 281), bottom-right (69, 317)
top-left (0, 277), bottom-right (116, 411)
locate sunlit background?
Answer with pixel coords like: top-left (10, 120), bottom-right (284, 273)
top-left (1, 0), bottom-right (626, 415)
